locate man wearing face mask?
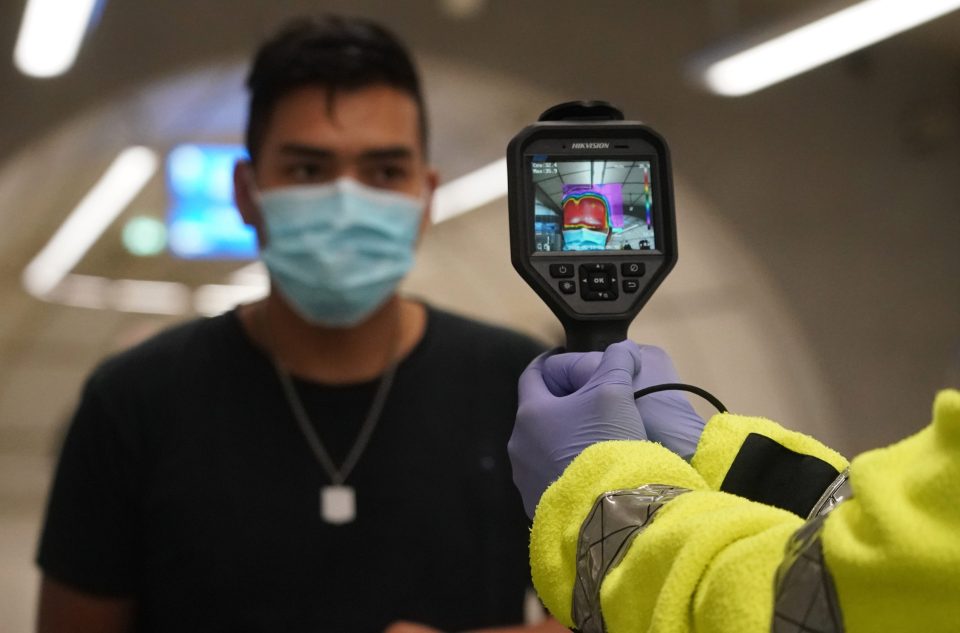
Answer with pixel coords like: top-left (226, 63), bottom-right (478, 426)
top-left (35, 15), bottom-right (557, 633)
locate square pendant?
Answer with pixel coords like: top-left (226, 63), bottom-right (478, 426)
top-left (321, 485), bottom-right (356, 524)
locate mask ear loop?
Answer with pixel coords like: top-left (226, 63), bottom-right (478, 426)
top-left (633, 383), bottom-right (727, 414)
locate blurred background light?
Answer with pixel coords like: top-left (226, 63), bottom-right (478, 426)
top-left (122, 216), bottom-right (167, 256)
top-left (108, 279), bottom-right (190, 315)
top-left (438, 0), bottom-right (486, 20)
top-left (194, 283), bottom-right (269, 316)
top-left (21, 145), bottom-right (159, 297)
top-left (13, 0), bottom-right (100, 78)
top-left (698, 0), bottom-right (960, 96)
top-left (166, 143), bottom-right (257, 259)
top-left (41, 275), bottom-right (191, 315)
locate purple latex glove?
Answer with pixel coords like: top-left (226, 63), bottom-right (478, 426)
top-left (508, 340), bottom-right (648, 518)
top-left (545, 343), bottom-right (705, 458)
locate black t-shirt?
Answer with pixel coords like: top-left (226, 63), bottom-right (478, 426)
top-left (37, 306), bottom-right (546, 633)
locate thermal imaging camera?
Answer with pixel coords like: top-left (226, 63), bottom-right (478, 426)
top-left (508, 101), bottom-right (677, 352)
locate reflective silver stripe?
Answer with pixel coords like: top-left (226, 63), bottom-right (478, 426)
top-left (573, 484), bottom-right (690, 633)
top-left (771, 468), bottom-right (851, 631)
top-left (772, 489), bottom-right (853, 633)
top-left (807, 468), bottom-right (852, 519)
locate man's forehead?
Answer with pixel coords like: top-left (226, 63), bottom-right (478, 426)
top-left (275, 142), bottom-right (416, 162)
top-left (262, 84), bottom-right (422, 155)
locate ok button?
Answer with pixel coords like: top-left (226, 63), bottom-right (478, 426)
top-left (549, 264), bottom-right (574, 278)
top-left (588, 274), bottom-right (611, 291)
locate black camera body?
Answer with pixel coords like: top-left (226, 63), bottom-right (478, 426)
top-left (507, 102), bottom-right (677, 351)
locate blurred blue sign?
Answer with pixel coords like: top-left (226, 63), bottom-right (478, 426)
top-left (166, 144), bottom-right (258, 259)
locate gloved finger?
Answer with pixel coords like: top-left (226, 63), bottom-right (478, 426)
top-left (634, 345), bottom-right (682, 389)
top-left (516, 351), bottom-right (554, 402)
top-left (638, 394), bottom-right (704, 457)
top-left (634, 344), bottom-right (701, 425)
top-left (630, 345), bottom-right (705, 457)
top-left (583, 339), bottom-right (643, 389)
top-left (542, 351), bottom-right (603, 396)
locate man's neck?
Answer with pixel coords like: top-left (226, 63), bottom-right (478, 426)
top-left (240, 293), bottom-right (426, 385)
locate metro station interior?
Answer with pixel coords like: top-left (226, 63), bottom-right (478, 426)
top-left (1, 1), bottom-right (958, 630)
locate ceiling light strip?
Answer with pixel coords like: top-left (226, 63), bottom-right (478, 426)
top-left (13, 0), bottom-right (99, 78)
top-left (22, 146), bottom-right (159, 298)
top-left (701, 0), bottom-right (960, 97)
top-left (431, 158), bottom-right (507, 223)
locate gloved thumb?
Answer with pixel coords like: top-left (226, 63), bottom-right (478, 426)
top-left (583, 340), bottom-right (643, 391)
top-left (542, 350), bottom-right (603, 396)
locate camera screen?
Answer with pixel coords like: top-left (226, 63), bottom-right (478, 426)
top-left (531, 158), bottom-right (656, 253)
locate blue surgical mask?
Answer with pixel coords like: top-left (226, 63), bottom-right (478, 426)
top-left (256, 177), bottom-right (425, 327)
top-left (562, 227), bottom-right (608, 251)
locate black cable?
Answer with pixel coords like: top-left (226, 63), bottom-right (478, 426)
top-left (633, 383), bottom-right (727, 414)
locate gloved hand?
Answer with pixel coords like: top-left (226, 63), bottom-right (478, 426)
top-left (544, 342), bottom-right (705, 458)
top-left (509, 340), bottom-right (647, 518)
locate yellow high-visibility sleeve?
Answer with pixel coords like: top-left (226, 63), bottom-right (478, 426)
top-left (530, 440), bottom-right (802, 633)
top-left (530, 391), bottom-right (960, 633)
top-left (823, 389), bottom-right (960, 632)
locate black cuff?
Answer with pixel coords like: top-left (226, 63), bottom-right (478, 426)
top-left (719, 433), bottom-right (841, 517)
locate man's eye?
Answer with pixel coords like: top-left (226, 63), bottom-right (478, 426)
top-left (285, 163), bottom-right (325, 182)
top-left (368, 164), bottom-right (409, 186)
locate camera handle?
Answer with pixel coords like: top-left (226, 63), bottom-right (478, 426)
top-left (562, 321), bottom-right (631, 353)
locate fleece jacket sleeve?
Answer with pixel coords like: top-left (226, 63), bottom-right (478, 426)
top-left (822, 389), bottom-right (960, 632)
top-left (530, 439), bottom-right (803, 633)
top-left (530, 390), bottom-right (960, 633)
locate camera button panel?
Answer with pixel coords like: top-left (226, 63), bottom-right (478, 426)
top-left (529, 255), bottom-right (668, 315)
top-left (579, 264), bottom-right (619, 301)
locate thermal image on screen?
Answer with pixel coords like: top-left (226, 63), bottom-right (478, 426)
top-left (532, 159), bottom-right (655, 252)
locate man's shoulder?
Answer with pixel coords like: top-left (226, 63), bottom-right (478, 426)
top-left (90, 312), bottom-right (241, 388)
top-left (427, 306), bottom-right (546, 350)
top-left (424, 305), bottom-right (548, 364)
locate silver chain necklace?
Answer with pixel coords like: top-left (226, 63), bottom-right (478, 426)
top-left (264, 308), bottom-right (400, 524)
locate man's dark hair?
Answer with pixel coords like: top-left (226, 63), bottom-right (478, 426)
top-left (244, 15), bottom-right (428, 163)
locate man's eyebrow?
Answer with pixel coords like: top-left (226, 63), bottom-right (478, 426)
top-left (277, 143), bottom-right (336, 159)
top-left (276, 144), bottom-right (415, 161)
top-left (358, 146), bottom-right (415, 161)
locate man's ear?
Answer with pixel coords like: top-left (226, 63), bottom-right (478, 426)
top-left (417, 168), bottom-right (440, 241)
top-left (233, 160), bottom-right (266, 244)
